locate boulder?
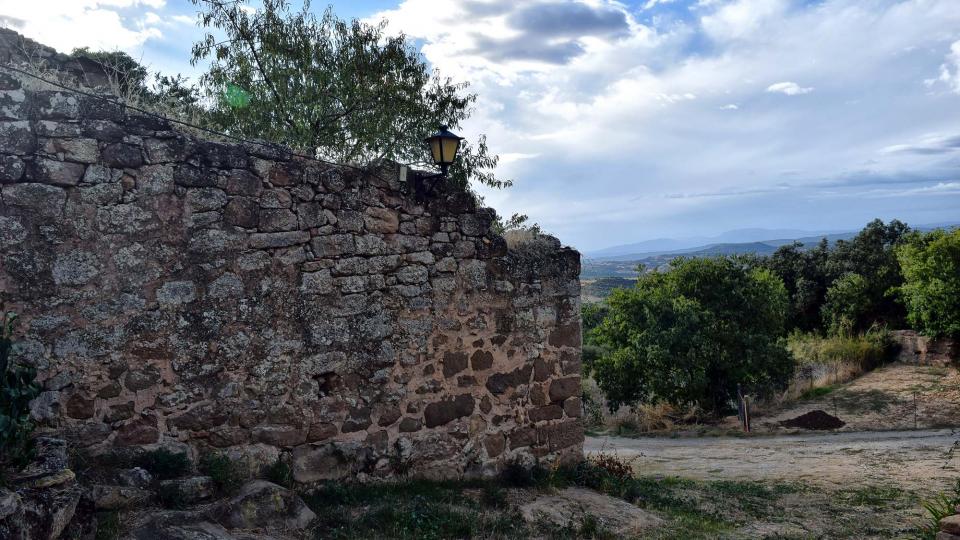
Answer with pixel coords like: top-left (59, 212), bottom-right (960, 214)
top-left (213, 480), bottom-right (316, 531)
top-left (158, 477), bottom-right (216, 505)
top-left (90, 484), bottom-right (152, 510)
top-left (520, 487), bottom-right (662, 537)
top-left (129, 511), bottom-right (237, 540)
top-left (0, 488), bottom-right (19, 520)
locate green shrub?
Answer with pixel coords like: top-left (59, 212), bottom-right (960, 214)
top-left (263, 458), bottom-right (294, 488)
top-left (787, 328), bottom-right (896, 370)
top-left (897, 228), bottom-right (960, 339)
top-left (199, 452), bottom-right (245, 494)
top-left (0, 307), bottom-right (41, 480)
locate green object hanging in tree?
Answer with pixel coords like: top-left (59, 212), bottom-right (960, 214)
top-left (224, 83), bottom-right (251, 108)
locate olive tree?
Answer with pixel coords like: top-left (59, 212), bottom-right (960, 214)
top-left (190, 0), bottom-right (507, 190)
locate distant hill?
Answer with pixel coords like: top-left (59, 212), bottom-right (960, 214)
top-left (580, 222), bottom-right (960, 283)
top-left (587, 228), bottom-right (841, 259)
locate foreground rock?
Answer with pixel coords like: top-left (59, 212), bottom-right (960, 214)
top-left (520, 487), bottom-right (662, 536)
top-left (213, 480), bottom-right (316, 531)
top-left (128, 511), bottom-right (237, 540)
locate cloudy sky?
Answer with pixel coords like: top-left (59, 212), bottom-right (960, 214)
top-left (2, 0), bottom-right (959, 251)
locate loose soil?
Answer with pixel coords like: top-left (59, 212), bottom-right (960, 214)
top-left (779, 409), bottom-right (846, 430)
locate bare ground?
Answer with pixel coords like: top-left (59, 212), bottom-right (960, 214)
top-left (582, 363), bottom-right (960, 537)
top-left (750, 362), bottom-right (960, 433)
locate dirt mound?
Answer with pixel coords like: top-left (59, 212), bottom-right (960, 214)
top-left (779, 410), bottom-right (845, 430)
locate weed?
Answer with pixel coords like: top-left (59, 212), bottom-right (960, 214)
top-left (199, 452), bottom-right (245, 494)
top-left (499, 460), bottom-right (551, 488)
top-left (481, 483), bottom-right (508, 508)
top-left (94, 511), bottom-right (121, 540)
top-left (800, 385), bottom-right (836, 400)
top-left (834, 485), bottom-right (903, 507)
top-left (263, 458), bottom-right (294, 488)
top-left (919, 480), bottom-right (960, 539)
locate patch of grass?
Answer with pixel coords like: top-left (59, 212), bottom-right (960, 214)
top-left (834, 485), bottom-right (904, 508)
top-left (94, 511), bottom-right (121, 540)
top-left (800, 385), bottom-right (837, 400)
top-left (199, 452), bottom-right (246, 494)
top-left (305, 481), bottom-right (533, 540)
top-left (263, 458), bottom-right (294, 488)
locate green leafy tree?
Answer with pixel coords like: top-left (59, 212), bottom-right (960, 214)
top-left (763, 239), bottom-right (830, 332)
top-left (0, 307), bottom-right (41, 478)
top-left (189, 0), bottom-right (507, 190)
top-left (896, 228), bottom-right (960, 338)
top-left (591, 257), bottom-right (793, 414)
top-left (826, 219), bottom-right (910, 329)
top-left (821, 272), bottom-right (872, 335)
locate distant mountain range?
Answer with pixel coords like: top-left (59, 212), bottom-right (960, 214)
top-left (581, 222), bottom-right (960, 280)
top-left (586, 223), bottom-right (960, 262)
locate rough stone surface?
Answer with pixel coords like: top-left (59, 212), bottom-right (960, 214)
top-left (2, 63), bottom-right (582, 480)
top-left (213, 480), bottom-right (316, 530)
top-left (520, 487), bottom-right (663, 537)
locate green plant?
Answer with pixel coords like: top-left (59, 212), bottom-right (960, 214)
top-left (189, 0), bottom-right (506, 190)
top-left (480, 483), bottom-right (508, 509)
top-left (94, 511), bottom-right (121, 540)
top-left (498, 460), bottom-right (551, 488)
top-left (897, 228), bottom-right (960, 339)
top-left (919, 480), bottom-right (960, 539)
top-left (592, 256), bottom-right (794, 414)
top-left (131, 448), bottom-right (191, 480)
top-left (199, 452), bottom-right (246, 494)
top-left (263, 458), bottom-right (294, 488)
top-left (0, 306), bottom-right (41, 480)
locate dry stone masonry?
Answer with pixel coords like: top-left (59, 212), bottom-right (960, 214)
top-left (0, 68), bottom-right (583, 481)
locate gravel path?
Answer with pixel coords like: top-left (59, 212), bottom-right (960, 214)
top-left (586, 428), bottom-right (960, 492)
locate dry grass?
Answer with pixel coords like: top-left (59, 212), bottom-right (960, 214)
top-left (503, 228), bottom-right (540, 249)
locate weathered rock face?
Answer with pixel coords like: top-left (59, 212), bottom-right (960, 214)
top-left (0, 69), bottom-right (583, 480)
top-left (892, 330), bottom-right (956, 366)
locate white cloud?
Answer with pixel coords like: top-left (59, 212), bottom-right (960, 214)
top-left (925, 40), bottom-right (960, 93)
top-left (766, 81), bottom-right (814, 95)
top-left (1, 1), bottom-right (166, 53)
top-left (701, 0), bottom-right (787, 41)
top-left (720, 103), bottom-right (739, 110)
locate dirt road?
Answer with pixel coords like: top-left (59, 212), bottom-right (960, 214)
top-left (586, 428), bottom-right (960, 493)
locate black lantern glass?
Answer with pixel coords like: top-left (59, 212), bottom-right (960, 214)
top-left (424, 125), bottom-right (463, 175)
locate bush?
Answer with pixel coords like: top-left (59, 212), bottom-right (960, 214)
top-left (591, 257), bottom-right (794, 415)
top-left (199, 452), bottom-right (246, 494)
top-left (897, 228), bottom-right (960, 339)
top-left (787, 328), bottom-right (897, 370)
top-left (0, 307), bottom-right (41, 479)
top-left (263, 458), bottom-right (294, 488)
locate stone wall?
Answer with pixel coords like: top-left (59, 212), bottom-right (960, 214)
top-left (0, 68), bottom-right (583, 481)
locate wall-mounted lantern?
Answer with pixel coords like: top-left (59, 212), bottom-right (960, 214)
top-left (416, 125), bottom-right (464, 198)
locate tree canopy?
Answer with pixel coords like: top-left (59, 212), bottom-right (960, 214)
top-left (589, 257), bottom-right (793, 414)
top-left (189, 0), bottom-right (506, 189)
top-left (896, 228), bottom-right (960, 338)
